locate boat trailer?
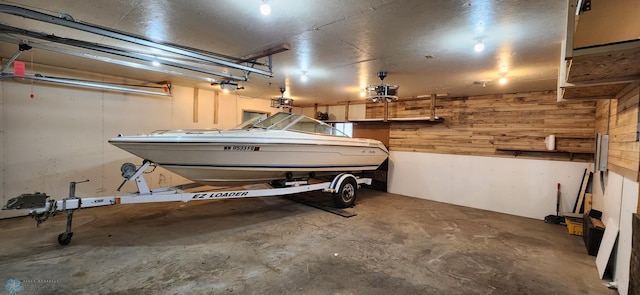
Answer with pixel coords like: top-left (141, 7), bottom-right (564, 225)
top-left (2, 161), bottom-right (371, 246)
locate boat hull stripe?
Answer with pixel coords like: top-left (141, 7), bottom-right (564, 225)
top-left (157, 163), bottom-right (381, 169)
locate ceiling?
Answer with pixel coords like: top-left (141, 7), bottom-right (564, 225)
top-left (0, 0), bottom-right (568, 104)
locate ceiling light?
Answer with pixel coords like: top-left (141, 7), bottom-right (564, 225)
top-left (152, 61), bottom-right (160, 66)
top-left (474, 41), bottom-right (484, 53)
top-left (300, 72), bottom-right (308, 82)
top-left (473, 80), bottom-right (491, 87)
top-left (219, 80), bottom-right (238, 93)
top-left (499, 77), bottom-right (507, 84)
top-left (260, 1), bottom-right (271, 15)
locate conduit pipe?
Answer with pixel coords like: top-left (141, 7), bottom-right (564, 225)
top-left (0, 74), bottom-right (172, 97)
top-left (0, 4), bottom-right (273, 78)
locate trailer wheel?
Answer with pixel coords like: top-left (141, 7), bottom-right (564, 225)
top-left (332, 177), bottom-right (357, 208)
top-left (57, 232), bottom-right (73, 246)
top-left (271, 179), bottom-right (286, 188)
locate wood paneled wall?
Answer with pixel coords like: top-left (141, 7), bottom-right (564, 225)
top-left (595, 84), bottom-right (640, 181)
top-left (366, 90), bottom-right (597, 161)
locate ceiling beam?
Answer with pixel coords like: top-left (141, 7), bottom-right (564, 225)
top-left (240, 44), bottom-right (290, 62)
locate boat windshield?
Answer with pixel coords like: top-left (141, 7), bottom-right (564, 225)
top-left (252, 113), bottom-right (292, 129)
top-left (234, 114), bottom-right (268, 129)
top-left (250, 112), bottom-right (349, 137)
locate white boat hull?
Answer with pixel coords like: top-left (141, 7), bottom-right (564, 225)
top-left (110, 132), bottom-right (388, 185)
top-left (109, 113), bottom-right (389, 186)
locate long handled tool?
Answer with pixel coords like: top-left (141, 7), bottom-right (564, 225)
top-left (545, 183), bottom-right (565, 224)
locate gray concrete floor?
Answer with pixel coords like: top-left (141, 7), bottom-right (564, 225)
top-left (0, 189), bottom-right (616, 295)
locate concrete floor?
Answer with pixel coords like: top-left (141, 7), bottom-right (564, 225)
top-left (0, 189), bottom-right (616, 295)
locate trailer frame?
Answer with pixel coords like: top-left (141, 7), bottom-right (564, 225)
top-left (3, 161), bottom-right (371, 245)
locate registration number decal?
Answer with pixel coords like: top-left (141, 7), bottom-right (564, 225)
top-left (224, 146), bottom-right (260, 151)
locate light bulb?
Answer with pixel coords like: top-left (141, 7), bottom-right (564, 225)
top-left (223, 88), bottom-right (230, 94)
top-left (474, 42), bottom-right (484, 52)
top-left (152, 61), bottom-right (161, 66)
top-left (360, 91), bottom-right (366, 97)
top-left (260, 2), bottom-right (271, 15)
top-left (300, 73), bottom-right (308, 82)
top-left (499, 77), bottom-right (507, 84)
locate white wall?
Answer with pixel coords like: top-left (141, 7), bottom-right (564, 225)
top-left (0, 72), bottom-right (272, 219)
top-left (293, 104), bottom-right (366, 121)
top-left (292, 106), bottom-right (316, 118)
top-left (388, 151), bottom-right (589, 219)
top-left (348, 104), bottom-right (366, 120)
top-left (591, 170), bottom-right (638, 295)
top-left (0, 81), bottom-right (4, 210)
top-left (389, 150), bottom-right (640, 293)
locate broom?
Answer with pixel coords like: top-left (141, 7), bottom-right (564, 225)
top-left (544, 183), bottom-right (565, 224)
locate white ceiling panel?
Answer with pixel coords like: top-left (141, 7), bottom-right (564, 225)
top-left (0, 0), bottom-right (568, 103)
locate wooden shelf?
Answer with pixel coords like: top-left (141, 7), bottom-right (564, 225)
top-left (562, 82), bottom-right (631, 100)
top-left (561, 39), bottom-right (640, 100)
top-left (349, 117), bottom-right (444, 123)
top-left (496, 148), bottom-right (593, 161)
top-left (568, 39), bottom-right (640, 83)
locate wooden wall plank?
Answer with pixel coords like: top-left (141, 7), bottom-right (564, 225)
top-left (595, 100), bottom-right (611, 134)
top-left (594, 85), bottom-right (640, 181)
top-left (367, 90), bottom-right (596, 162)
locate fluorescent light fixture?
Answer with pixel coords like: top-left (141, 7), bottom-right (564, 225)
top-left (1, 73), bottom-right (172, 97)
top-left (260, 1), bottom-right (271, 15)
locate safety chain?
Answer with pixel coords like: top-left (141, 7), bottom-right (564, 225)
top-left (31, 199), bottom-right (57, 227)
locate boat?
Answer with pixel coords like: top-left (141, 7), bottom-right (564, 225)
top-left (109, 112), bottom-right (389, 186)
